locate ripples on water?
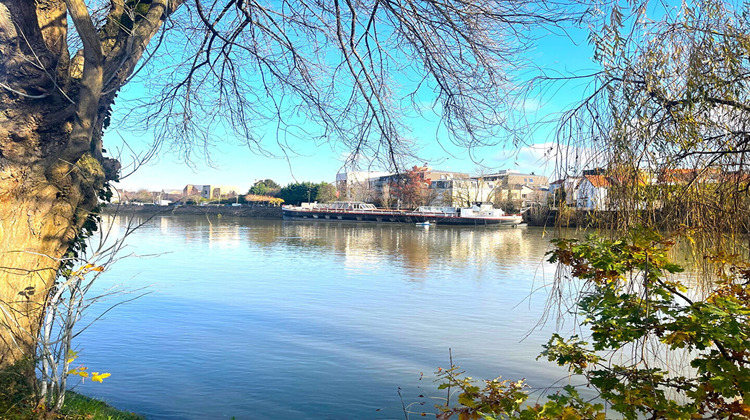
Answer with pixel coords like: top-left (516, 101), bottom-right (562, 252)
top-left (74, 215), bottom-right (577, 419)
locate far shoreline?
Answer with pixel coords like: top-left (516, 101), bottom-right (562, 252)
top-left (101, 203), bottom-right (284, 218)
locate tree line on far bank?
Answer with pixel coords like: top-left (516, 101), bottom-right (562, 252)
top-left (246, 179), bottom-right (338, 206)
top-left (119, 179), bottom-right (338, 206)
top-left (239, 180), bottom-right (335, 206)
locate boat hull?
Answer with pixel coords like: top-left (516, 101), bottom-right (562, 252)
top-left (281, 208), bottom-right (522, 226)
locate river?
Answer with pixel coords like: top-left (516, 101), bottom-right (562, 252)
top-left (73, 214), bottom-right (578, 419)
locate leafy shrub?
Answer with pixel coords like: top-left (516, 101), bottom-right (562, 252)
top-left (440, 229), bottom-right (750, 419)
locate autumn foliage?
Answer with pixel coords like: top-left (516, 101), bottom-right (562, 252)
top-left (390, 166), bottom-right (432, 209)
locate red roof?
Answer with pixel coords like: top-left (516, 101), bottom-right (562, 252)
top-left (584, 175), bottom-right (611, 188)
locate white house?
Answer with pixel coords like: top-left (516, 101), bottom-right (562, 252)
top-left (430, 177), bottom-right (497, 207)
top-left (576, 175), bottom-right (611, 210)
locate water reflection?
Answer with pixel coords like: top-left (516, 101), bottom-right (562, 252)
top-left (266, 221), bottom-right (546, 282)
top-left (110, 214), bottom-right (552, 276)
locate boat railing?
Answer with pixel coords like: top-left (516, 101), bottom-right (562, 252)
top-left (288, 206), bottom-right (464, 218)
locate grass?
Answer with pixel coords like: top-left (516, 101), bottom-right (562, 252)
top-left (0, 390), bottom-right (143, 420)
top-left (0, 361), bottom-right (142, 420)
top-left (60, 392), bottom-right (144, 420)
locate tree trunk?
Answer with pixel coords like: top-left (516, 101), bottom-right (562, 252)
top-left (0, 134), bottom-right (106, 366)
top-left (0, 0), bottom-right (173, 367)
top-left (0, 0), bottom-right (102, 367)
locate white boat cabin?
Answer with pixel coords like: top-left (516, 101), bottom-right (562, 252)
top-left (315, 201), bottom-right (377, 210)
top-left (415, 206), bottom-right (459, 215)
top-left (459, 203), bottom-right (508, 218)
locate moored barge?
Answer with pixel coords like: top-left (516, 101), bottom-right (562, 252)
top-left (282, 202), bottom-right (523, 226)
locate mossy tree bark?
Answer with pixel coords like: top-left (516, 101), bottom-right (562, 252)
top-left (0, 0), bottom-right (179, 366)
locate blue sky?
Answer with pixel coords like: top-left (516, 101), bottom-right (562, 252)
top-left (108, 13), bottom-right (598, 193)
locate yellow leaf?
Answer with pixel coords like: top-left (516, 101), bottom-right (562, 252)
top-left (91, 372), bottom-right (111, 383)
top-left (67, 368), bottom-right (89, 378)
top-left (66, 350), bottom-right (79, 364)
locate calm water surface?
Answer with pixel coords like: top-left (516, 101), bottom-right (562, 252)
top-left (74, 215), bottom-right (577, 419)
